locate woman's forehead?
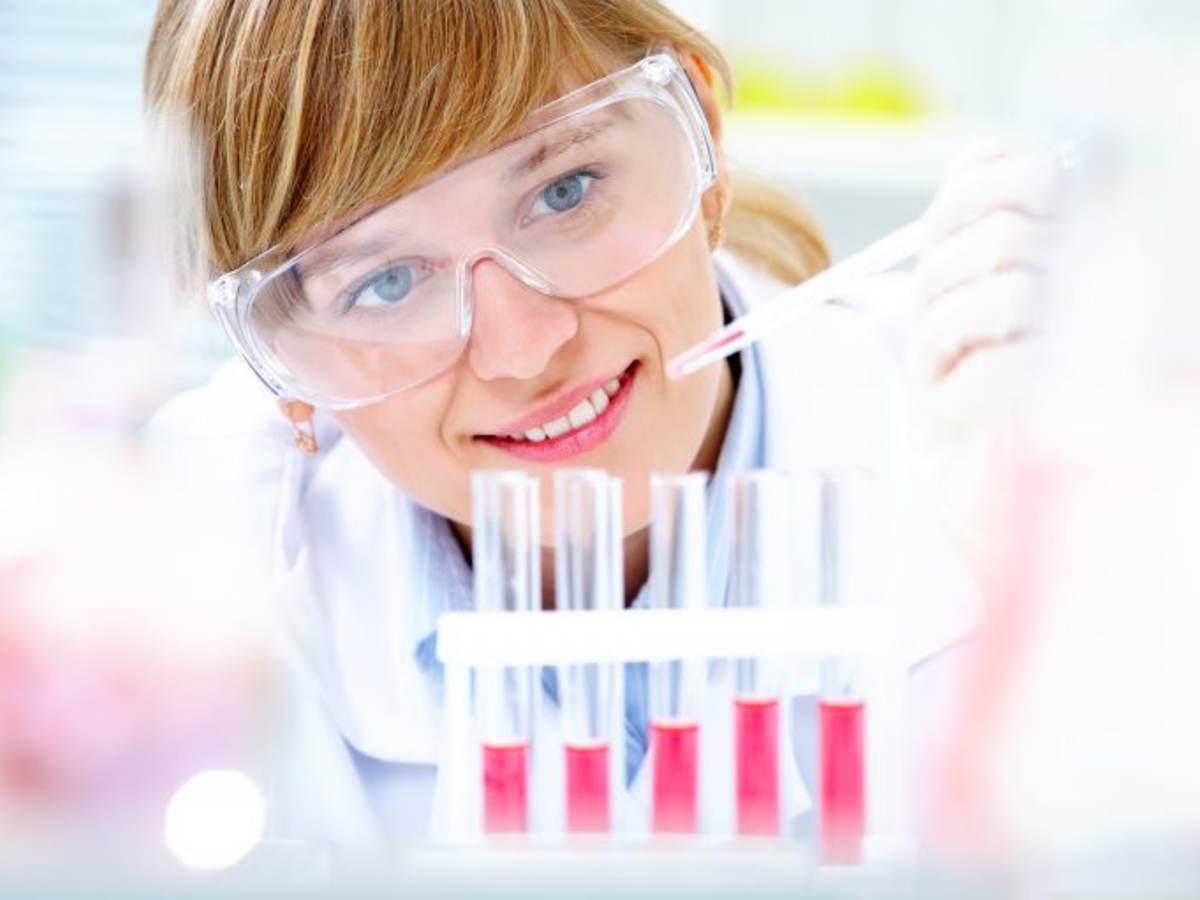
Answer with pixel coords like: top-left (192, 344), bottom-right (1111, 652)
top-left (508, 55), bottom-right (625, 135)
top-left (295, 110), bottom-right (631, 264)
top-left (291, 58), bottom-right (631, 253)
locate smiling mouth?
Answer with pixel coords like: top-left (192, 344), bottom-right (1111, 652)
top-left (476, 362), bottom-right (639, 462)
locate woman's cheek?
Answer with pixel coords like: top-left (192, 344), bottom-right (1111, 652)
top-left (333, 392), bottom-right (471, 520)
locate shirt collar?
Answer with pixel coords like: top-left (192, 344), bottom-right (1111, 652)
top-left (415, 254), bottom-right (767, 667)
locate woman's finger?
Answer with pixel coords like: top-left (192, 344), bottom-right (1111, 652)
top-left (914, 209), bottom-right (1053, 304)
top-left (917, 337), bottom-right (1041, 435)
top-left (945, 138), bottom-right (1012, 178)
top-left (923, 152), bottom-right (1060, 243)
top-left (911, 269), bottom-right (1042, 384)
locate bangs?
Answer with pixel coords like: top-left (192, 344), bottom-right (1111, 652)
top-left (146, 0), bottom-right (729, 274)
top-left (275, 2), bottom-right (617, 252)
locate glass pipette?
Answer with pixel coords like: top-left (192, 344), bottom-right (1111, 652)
top-left (667, 219), bottom-right (926, 380)
top-left (669, 139), bottom-right (1081, 380)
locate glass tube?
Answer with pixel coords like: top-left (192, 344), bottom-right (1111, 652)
top-left (728, 470), bottom-right (790, 837)
top-left (648, 472), bottom-right (708, 834)
top-left (555, 468), bottom-right (622, 834)
top-left (472, 470), bottom-right (539, 834)
top-left (817, 470), bottom-right (873, 864)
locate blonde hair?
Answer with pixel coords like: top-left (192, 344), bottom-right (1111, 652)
top-left (145, 0), bottom-right (828, 287)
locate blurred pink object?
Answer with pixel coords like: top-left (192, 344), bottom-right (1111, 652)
top-left (0, 435), bottom-right (277, 856)
top-left (924, 447), bottom-right (1055, 862)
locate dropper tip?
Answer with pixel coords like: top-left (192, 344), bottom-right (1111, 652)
top-left (665, 358), bottom-right (694, 381)
top-left (667, 326), bottom-right (746, 381)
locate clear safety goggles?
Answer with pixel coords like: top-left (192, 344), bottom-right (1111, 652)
top-left (208, 52), bottom-right (717, 409)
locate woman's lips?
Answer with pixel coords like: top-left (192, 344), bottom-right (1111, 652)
top-left (478, 363), bottom-right (638, 463)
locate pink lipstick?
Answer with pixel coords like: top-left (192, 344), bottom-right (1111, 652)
top-left (478, 362), bottom-right (638, 463)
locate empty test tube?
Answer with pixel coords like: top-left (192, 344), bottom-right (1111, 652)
top-left (555, 469), bottom-right (623, 834)
top-left (648, 473), bottom-right (708, 834)
top-left (472, 470), bottom-right (540, 834)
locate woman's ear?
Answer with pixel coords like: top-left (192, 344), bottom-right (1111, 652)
top-left (680, 53), bottom-right (732, 242)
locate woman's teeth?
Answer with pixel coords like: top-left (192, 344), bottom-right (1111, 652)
top-left (505, 377), bottom-right (622, 442)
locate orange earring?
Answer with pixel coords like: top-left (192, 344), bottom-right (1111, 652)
top-left (706, 188), bottom-right (729, 250)
top-left (280, 400), bottom-right (318, 454)
top-left (707, 215), bottom-right (726, 250)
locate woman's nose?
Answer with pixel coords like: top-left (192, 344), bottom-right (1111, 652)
top-left (466, 258), bottom-right (579, 381)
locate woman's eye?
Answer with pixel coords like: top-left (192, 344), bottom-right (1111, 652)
top-left (532, 171), bottom-right (597, 216)
top-left (348, 264), bottom-right (416, 310)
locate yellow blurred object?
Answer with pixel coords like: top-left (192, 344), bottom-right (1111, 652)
top-left (732, 56), bottom-right (932, 120)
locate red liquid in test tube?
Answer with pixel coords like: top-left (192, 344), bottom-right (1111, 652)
top-left (819, 699), bottom-right (864, 863)
top-left (565, 741), bottom-right (610, 833)
top-left (651, 721), bottom-right (700, 833)
top-left (735, 696), bottom-right (780, 836)
top-left (482, 740), bottom-right (528, 833)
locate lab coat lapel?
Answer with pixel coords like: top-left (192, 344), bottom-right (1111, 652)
top-left (275, 435), bottom-right (443, 765)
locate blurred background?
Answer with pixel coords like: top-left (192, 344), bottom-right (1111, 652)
top-left (2, 1), bottom-right (1200, 895)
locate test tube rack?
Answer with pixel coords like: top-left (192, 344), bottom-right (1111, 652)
top-left (432, 602), bottom-right (909, 865)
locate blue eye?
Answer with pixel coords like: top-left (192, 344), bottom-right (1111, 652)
top-left (348, 264), bottom-right (415, 310)
top-left (533, 171), bottom-right (597, 215)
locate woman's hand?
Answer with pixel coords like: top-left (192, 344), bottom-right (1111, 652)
top-left (908, 141), bottom-right (1061, 559)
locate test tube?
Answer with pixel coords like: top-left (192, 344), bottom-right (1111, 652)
top-left (555, 469), bottom-right (623, 834)
top-left (472, 470), bottom-right (540, 835)
top-left (817, 470), bottom-right (873, 864)
top-left (728, 470), bottom-right (790, 837)
top-left (648, 473), bottom-right (708, 834)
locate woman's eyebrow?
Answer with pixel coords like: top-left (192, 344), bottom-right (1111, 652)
top-left (297, 236), bottom-right (394, 283)
top-left (506, 115), bottom-right (619, 180)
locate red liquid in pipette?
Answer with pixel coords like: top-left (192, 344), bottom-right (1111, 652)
top-left (651, 720), bottom-right (699, 833)
top-left (565, 741), bottom-right (610, 833)
top-left (819, 699), bottom-right (864, 864)
top-left (482, 740), bottom-right (528, 833)
top-left (735, 696), bottom-right (780, 835)
top-left (705, 327), bottom-right (746, 353)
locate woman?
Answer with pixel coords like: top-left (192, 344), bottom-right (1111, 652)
top-left (144, 0), bottom-right (1048, 847)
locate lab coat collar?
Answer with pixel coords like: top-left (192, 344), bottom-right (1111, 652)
top-left (274, 436), bottom-right (447, 763)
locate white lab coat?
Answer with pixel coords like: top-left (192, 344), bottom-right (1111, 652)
top-left (147, 250), bottom-right (979, 853)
